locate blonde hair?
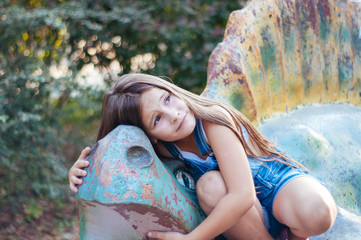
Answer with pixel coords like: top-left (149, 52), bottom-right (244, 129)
top-left (98, 73), bottom-right (306, 169)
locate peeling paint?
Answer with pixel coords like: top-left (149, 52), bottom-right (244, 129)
top-left (204, 0), bottom-right (361, 122)
top-left (77, 0), bottom-right (361, 239)
top-left (76, 125), bottom-right (205, 239)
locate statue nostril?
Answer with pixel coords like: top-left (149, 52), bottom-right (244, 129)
top-left (126, 146), bottom-right (153, 167)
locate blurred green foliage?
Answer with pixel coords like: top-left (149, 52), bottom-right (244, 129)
top-left (0, 0), bottom-right (246, 211)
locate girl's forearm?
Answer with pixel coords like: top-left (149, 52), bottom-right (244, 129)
top-left (186, 192), bottom-right (255, 240)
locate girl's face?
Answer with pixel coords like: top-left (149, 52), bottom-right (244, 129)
top-left (140, 87), bottom-right (196, 143)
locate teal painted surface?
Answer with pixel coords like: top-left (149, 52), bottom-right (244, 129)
top-left (204, 1), bottom-right (361, 237)
top-left (258, 104), bottom-right (361, 214)
top-left (258, 103), bottom-right (361, 238)
top-left (76, 0), bottom-right (361, 239)
top-left (76, 125), bottom-right (205, 240)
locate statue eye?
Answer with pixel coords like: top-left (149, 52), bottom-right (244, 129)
top-left (126, 146), bottom-right (153, 168)
top-left (174, 169), bottom-right (196, 190)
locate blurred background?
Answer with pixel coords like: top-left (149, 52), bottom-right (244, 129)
top-left (0, 0), bottom-right (247, 239)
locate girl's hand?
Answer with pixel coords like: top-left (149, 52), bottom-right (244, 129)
top-left (147, 231), bottom-right (186, 240)
top-left (68, 147), bottom-right (91, 193)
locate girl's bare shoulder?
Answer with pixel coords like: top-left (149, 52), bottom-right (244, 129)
top-left (202, 105), bottom-right (232, 129)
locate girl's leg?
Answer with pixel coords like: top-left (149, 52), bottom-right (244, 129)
top-left (196, 171), bottom-right (273, 240)
top-left (273, 177), bottom-right (337, 240)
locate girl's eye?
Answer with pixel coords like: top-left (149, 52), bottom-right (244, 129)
top-left (154, 116), bottom-right (161, 126)
top-left (165, 95), bottom-right (170, 104)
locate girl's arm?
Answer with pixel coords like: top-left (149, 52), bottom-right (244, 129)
top-left (68, 147), bottom-right (91, 193)
top-left (150, 121), bottom-right (257, 240)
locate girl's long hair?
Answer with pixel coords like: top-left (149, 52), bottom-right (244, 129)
top-left (97, 73), bottom-right (306, 169)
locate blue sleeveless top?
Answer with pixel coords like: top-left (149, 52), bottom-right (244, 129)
top-left (162, 119), bottom-right (307, 238)
top-left (162, 118), bottom-right (249, 180)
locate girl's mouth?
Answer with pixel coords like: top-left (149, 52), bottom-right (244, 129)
top-left (177, 113), bottom-right (187, 131)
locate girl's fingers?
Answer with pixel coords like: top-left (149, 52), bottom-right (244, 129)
top-left (80, 168), bottom-right (88, 177)
top-left (69, 182), bottom-right (79, 193)
top-left (147, 231), bottom-right (184, 240)
top-left (148, 231), bottom-right (162, 239)
top-left (74, 159), bottom-right (90, 168)
top-left (68, 147), bottom-right (91, 193)
top-left (71, 175), bottom-right (83, 185)
top-left (79, 147), bottom-right (91, 159)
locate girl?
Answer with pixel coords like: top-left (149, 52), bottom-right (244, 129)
top-left (69, 73), bottom-right (337, 240)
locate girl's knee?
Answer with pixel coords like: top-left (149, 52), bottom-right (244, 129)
top-left (274, 178), bottom-right (337, 237)
top-left (303, 195), bottom-right (337, 233)
top-left (288, 193), bottom-right (337, 238)
top-left (196, 171), bottom-right (227, 213)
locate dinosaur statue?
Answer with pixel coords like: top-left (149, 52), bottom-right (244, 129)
top-left (76, 0), bottom-right (361, 239)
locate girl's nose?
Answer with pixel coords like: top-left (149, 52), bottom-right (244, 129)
top-left (168, 109), bottom-right (179, 123)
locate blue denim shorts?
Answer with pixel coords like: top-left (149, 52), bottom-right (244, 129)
top-left (251, 159), bottom-right (309, 237)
